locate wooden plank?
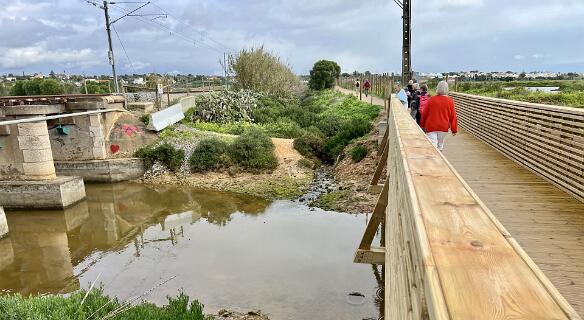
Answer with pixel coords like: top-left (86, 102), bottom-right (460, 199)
top-left (354, 246), bottom-right (385, 264)
top-left (383, 95), bottom-right (579, 319)
top-left (357, 180), bottom-right (388, 250)
top-left (370, 139), bottom-right (389, 186)
top-left (450, 92), bottom-right (584, 202)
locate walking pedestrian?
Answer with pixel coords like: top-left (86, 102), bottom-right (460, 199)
top-left (363, 79), bottom-right (371, 97)
top-left (355, 80), bottom-right (360, 94)
top-left (406, 79), bottom-right (415, 107)
top-left (413, 84), bottom-right (430, 126)
top-left (420, 81), bottom-right (457, 151)
top-left (395, 84), bottom-right (408, 109)
top-left (408, 83), bottom-right (420, 118)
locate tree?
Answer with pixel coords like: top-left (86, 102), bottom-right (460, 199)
top-left (308, 60), bottom-right (341, 90)
top-left (39, 79), bottom-right (64, 95)
top-left (11, 81), bottom-right (26, 95)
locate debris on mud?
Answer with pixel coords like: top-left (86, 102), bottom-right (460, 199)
top-left (214, 309), bottom-right (270, 320)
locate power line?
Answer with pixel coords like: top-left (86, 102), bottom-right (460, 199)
top-left (109, 3), bottom-right (225, 54)
top-left (112, 24), bottom-right (137, 74)
top-left (149, 3), bottom-right (232, 53)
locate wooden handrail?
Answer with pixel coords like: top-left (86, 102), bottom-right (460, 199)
top-left (385, 96), bottom-right (580, 319)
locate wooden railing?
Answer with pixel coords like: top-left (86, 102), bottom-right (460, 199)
top-left (450, 92), bottom-right (584, 202)
top-left (383, 97), bottom-right (580, 319)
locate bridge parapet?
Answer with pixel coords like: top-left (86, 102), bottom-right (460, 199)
top-left (450, 92), bottom-right (584, 203)
top-left (384, 97), bottom-right (580, 319)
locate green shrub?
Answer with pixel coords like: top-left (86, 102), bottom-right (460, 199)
top-left (297, 158), bottom-right (316, 169)
top-left (0, 288), bottom-right (211, 320)
top-left (293, 131), bottom-right (325, 160)
top-left (262, 119), bottom-right (306, 138)
top-left (325, 118), bottom-right (372, 161)
top-left (189, 138), bottom-right (230, 172)
top-left (230, 128), bottom-right (278, 170)
top-left (188, 90), bottom-right (261, 123)
top-left (140, 114), bottom-right (150, 125)
top-left (316, 114), bottom-right (344, 137)
top-left (135, 143), bottom-right (185, 172)
top-left (350, 144), bottom-right (368, 162)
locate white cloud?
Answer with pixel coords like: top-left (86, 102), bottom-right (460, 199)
top-left (0, 43), bottom-right (101, 68)
top-left (126, 61), bottom-right (151, 71)
top-left (514, 55), bottom-right (526, 60)
top-left (532, 53), bottom-right (544, 59)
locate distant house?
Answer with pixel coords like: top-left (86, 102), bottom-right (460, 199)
top-left (133, 77), bottom-right (145, 85)
top-left (4, 77), bottom-right (16, 82)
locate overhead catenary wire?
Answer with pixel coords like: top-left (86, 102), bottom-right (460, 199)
top-left (108, 3), bottom-right (225, 54)
top-left (149, 2), bottom-right (233, 53)
top-left (112, 24), bottom-right (137, 74)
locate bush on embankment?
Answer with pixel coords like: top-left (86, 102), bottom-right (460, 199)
top-left (135, 143), bottom-right (185, 172)
top-left (229, 128), bottom-right (278, 171)
top-left (0, 288), bottom-right (212, 320)
top-left (189, 137), bottom-right (230, 172)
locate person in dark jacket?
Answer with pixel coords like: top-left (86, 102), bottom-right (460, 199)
top-left (412, 84), bottom-right (429, 125)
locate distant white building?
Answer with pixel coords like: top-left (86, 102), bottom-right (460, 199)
top-left (133, 77), bottom-right (145, 85)
top-left (4, 77), bottom-right (16, 82)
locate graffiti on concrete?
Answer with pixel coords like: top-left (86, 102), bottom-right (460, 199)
top-left (110, 144), bottom-right (120, 154)
top-left (116, 124), bottom-right (144, 137)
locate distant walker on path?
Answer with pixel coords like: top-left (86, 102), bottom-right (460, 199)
top-left (420, 80), bottom-right (458, 151)
top-left (363, 79), bottom-right (371, 97)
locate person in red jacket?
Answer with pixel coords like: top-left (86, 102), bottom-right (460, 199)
top-left (420, 80), bottom-right (457, 151)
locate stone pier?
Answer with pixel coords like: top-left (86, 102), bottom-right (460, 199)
top-left (0, 105), bottom-right (86, 209)
top-left (0, 207), bottom-right (7, 238)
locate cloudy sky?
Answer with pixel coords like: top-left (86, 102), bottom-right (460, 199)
top-left (0, 0), bottom-right (583, 76)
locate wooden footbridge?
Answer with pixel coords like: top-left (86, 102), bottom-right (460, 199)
top-left (337, 86), bottom-right (584, 319)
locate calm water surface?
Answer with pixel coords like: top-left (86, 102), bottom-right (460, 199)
top-left (0, 183), bottom-right (381, 319)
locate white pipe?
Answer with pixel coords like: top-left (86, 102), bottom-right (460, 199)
top-left (0, 109), bottom-right (127, 126)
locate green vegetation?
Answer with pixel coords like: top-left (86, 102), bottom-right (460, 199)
top-left (229, 46), bottom-right (301, 97)
top-left (80, 81), bottom-right (112, 94)
top-left (230, 128), bottom-right (278, 171)
top-left (182, 89), bottom-right (378, 164)
top-left (0, 288), bottom-right (211, 320)
top-left (309, 60), bottom-right (341, 90)
top-left (456, 80), bottom-right (584, 108)
top-left (293, 131), bottom-right (325, 161)
top-left (10, 78), bottom-right (65, 96)
top-left (349, 144), bottom-right (368, 162)
top-left (189, 137), bottom-right (230, 172)
top-left (311, 190), bottom-right (349, 211)
top-left (135, 143), bottom-right (185, 172)
top-left (139, 114), bottom-right (150, 125)
top-left (186, 90), bottom-right (261, 123)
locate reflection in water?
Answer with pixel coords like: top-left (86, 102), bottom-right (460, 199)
top-left (0, 183), bottom-right (379, 319)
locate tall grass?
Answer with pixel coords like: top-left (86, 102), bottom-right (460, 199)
top-left (0, 288), bottom-right (212, 320)
top-left (229, 46), bottom-right (302, 98)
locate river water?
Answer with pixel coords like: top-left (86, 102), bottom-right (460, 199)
top-left (0, 183), bottom-right (381, 320)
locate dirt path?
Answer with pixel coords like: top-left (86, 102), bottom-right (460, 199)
top-left (142, 137), bottom-right (313, 199)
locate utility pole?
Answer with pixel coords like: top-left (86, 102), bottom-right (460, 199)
top-left (103, 1), bottom-right (119, 93)
top-left (223, 52), bottom-right (227, 90)
top-left (402, 0), bottom-right (412, 85)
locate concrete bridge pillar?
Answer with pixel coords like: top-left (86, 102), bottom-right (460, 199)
top-left (0, 105), bottom-right (86, 209)
top-left (0, 207), bottom-right (8, 238)
top-left (13, 121), bottom-right (56, 180)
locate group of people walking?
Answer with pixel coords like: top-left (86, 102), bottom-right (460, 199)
top-left (395, 80), bottom-right (458, 151)
top-left (354, 79), bottom-right (372, 97)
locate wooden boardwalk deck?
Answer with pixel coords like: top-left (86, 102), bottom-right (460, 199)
top-left (443, 128), bottom-right (584, 316)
